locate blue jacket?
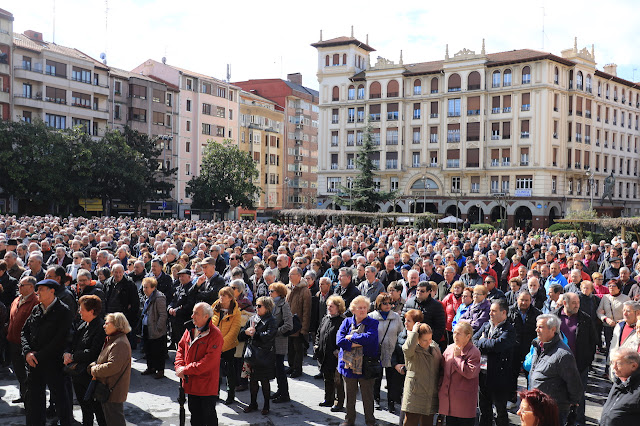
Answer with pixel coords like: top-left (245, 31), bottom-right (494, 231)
top-left (337, 315), bottom-right (379, 378)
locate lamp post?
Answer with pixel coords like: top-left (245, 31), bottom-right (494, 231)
top-left (347, 177), bottom-right (353, 211)
top-left (450, 190), bottom-right (465, 231)
top-left (586, 169), bottom-right (595, 210)
top-left (161, 135), bottom-right (173, 218)
top-left (422, 174), bottom-right (427, 214)
top-left (284, 177), bottom-right (290, 210)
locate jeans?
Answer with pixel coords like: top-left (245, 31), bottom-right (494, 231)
top-left (344, 375), bottom-right (376, 425)
top-left (187, 394), bottom-right (218, 426)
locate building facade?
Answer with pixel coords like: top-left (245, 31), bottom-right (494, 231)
top-left (108, 68), bottom-right (180, 216)
top-left (238, 90), bottom-right (285, 219)
top-left (132, 59), bottom-right (240, 218)
top-left (234, 74), bottom-right (319, 210)
top-left (0, 8), bottom-right (12, 122)
top-left (313, 35), bottom-right (640, 228)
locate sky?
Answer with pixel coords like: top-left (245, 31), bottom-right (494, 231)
top-left (7, 0), bottom-right (640, 89)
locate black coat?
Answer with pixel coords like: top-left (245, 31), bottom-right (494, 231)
top-left (378, 269), bottom-right (401, 287)
top-left (402, 295), bottom-right (446, 345)
top-left (552, 307), bottom-right (597, 372)
top-left (238, 313), bottom-right (277, 381)
top-left (333, 282), bottom-right (360, 316)
top-left (473, 320), bottom-right (515, 389)
top-left (0, 272), bottom-right (18, 308)
top-left (68, 316), bottom-right (106, 380)
top-left (170, 281), bottom-right (194, 322)
top-left (78, 286), bottom-right (106, 318)
top-left (21, 299), bottom-right (73, 368)
top-left (600, 369), bottom-right (640, 426)
top-left (153, 272), bottom-right (174, 306)
top-left (104, 275), bottom-right (140, 327)
top-left (315, 314), bottom-right (345, 373)
top-left (188, 274), bottom-right (225, 305)
top-left (508, 304), bottom-right (541, 358)
top-left (311, 290), bottom-right (330, 333)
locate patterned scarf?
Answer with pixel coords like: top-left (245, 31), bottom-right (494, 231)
top-left (342, 321), bottom-right (365, 375)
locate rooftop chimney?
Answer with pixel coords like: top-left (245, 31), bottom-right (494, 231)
top-left (287, 73), bottom-right (302, 85)
top-left (24, 30), bottom-right (43, 41)
top-left (603, 63), bottom-right (617, 77)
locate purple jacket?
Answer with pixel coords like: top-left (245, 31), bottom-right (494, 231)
top-left (459, 298), bottom-right (491, 332)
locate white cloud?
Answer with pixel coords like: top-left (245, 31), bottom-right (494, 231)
top-left (8, 0), bottom-right (640, 89)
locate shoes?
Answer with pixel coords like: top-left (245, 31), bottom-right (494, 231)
top-left (374, 398), bottom-right (381, 410)
top-left (289, 370), bottom-right (302, 378)
top-left (319, 400), bottom-right (333, 407)
top-left (141, 369), bottom-right (155, 376)
top-left (339, 422), bottom-right (354, 426)
top-left (224, 395), bottom-right (235, 405)
top-left (506, 401), bottom-right (517, 410)
top-left (243, 404), bottom-right (258, 413)
top-left (272, 395), bottom-right (290, 403)
top-left (235, 384), bottom-right (248, 392)
top-left (388, 402), bottom-right (395, 413)
top-left (331, 405), bottom-right (344, 412)
top-left (270, 391), bottom-right (281, 399)
top-left (153, 372), bottom-right (164, 379)
top-left (12, 397), bottom-right (24, 404)
top-left (46, 405), bottom-right (56, 418)
top-left (313, 373), bottom-right (323, 379)
top-left (261, 408), bottom-right (270, 415)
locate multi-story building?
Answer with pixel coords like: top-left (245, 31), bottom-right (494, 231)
top-left (234, 74), bottom-right (319, 210)
top-left (313, 35), bottom-right (640, 228)
top-left (108, 68), bottom-right (180, 216)
top-left (12, 30), bottom-right (110, 137)
top-left (238, 90), bottom-right (285, 219)
top-left (132, 59), bottom-right (240, 218)
top-left (0, 8), bottom-right (12, 122)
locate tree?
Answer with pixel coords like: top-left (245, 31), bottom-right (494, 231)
top-left (332, 120), bottom-right (396, 212)
top-left (186, 139), bottom-right (261, 215)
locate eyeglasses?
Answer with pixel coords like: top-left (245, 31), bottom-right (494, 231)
top-left (416, 289), bottom-right (428, 294)
top-left (381, 301), bottom-right (391, 306)
top-left (484, 280), bottom-right (493, 284)
top-left (268, 289), bottom-right (277, 293)
top-left (607, 284), bottom-right (618, 288)
top-left (256, 304), bottom-right (263, 308)
top-left (473, 292), bottom-right (484, 296)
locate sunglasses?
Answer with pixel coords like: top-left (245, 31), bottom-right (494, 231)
top-left (484, 280), bottom-right (494, 284)
top-left (381, 301), bottom-right (391, 305)
top-left (256, 304), bottom-right (263, 308)
top-left (268, 289), bottom-right (276, 293)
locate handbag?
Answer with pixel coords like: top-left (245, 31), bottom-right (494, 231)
top-left (63, 362), bottom-right (86, 377)
top-left (362, 319), bottom-right (390, 380)
top-left (243, 342), bottom-right (260, 365)
top-left (87, 366), bottom-right (128, 403)
top-left (282, 314), bottom-right (302, 337)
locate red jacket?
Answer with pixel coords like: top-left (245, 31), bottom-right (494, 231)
top-left (441, 293), bottom-right (463, 332)
top-left (7, 294), bottom-right (39, 344)
top-left (175, 319), bottom-right (223, 396)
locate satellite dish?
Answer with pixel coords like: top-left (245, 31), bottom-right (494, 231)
top-left (162, 57), bottom-right (166, 64)
top-left (100, 53), bottom-right (106, 60)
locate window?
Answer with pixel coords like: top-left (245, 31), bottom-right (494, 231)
top-left (347, 153), bottom-right (355, 169)
top-left (430, 101), bottom-right (439, 118)
top-left (554, 67), bottom-right (559, 85)
top-left (45, 87), bottom-right (66, 104)
top-left (387, 103), bottom-right (399, 120)
top-left (503, 95), bottom-right (511, 113)
top-left (468, 71), bottom-right (481, 90)
top-left (216, 126), bottom-right (225, 137)
top-left (347, 108), bottom-right (355, 123)
top-left (45, 60), bottom-right (66, 78)
top-left (217, 86), bottom-right (226, 98)
top-left (447, 124), bottom-right (460, 142)
top-left (22, 83), bottom-right (32, 98)
top-left (576, 71), bottom-right (583, 90)
top-left (430, 126), bottom-right (438, 143)
top-left (466, 148), bottom-right (479, 167)
top-left (431, 77), bottom-right (439, 94)
top-left (413, 103), bottom-right (421, 119)
top-left (22, 56), bottom-right (31, 70)
top-left (552, 176), bottom-right (557, 194)
top-left (412, 152), bottom-right (420, 168)
top-left (45, 114), bottom-right (66, 129)
top-left (522, 66), bottom-right (531, 84)
top-left (413, 79), bottom-right (422, 95)
top-left (387, 80), bottom-right (399, 97)
top-left (216, 107), bottom-right (225, 118)
top-left (521, 93), bottom-right (530, 111)
top-left (186, 141), bottom-right (190, 152)
top-left (501, 177), bottom-right (510, 193)
top-left (153, 111), bottom-right (165, 125)
top-left (412, 128), bottom-right (421, 144)
top-left (130, 108), bottom-right (146, 122)
top-left (357, 107), bottom-right (364, 122)
top-left (447, 149), bottom-right (460, 168)
top-left (202, 103), bottom-right (212, 115)
top-left (186, 100), bottom-right (191, 112)
top-left (327, 178), bottom-right (341, 193)
top-left (332, 108), bottom-right (339, 124)
top-left (348, 85), bottom-right (355, 100)
top-left (429, 151), bottom-right (438, 166)
top-left (520, 148), bottom-right (529, 166)
top-left (325, 55), bottom-right (330, 67)
top-left (448, 74), bottom-right (461, 92)
top-left (72, 118), bottom-right (90, 133)
top-left (386, 152), bottom-right (398, 169)
top-left (186, 121), bottom-right (191, 131)
top-left (130, 84), bottom-right (146, 99)
top-left (467, 96), bottom-right (480, 115)
top-left (114, 104), bottom-right (121, 119)
top-left (503, 69), bottom-right (512, 86)
top-left (470, 176), bottom-right (480, 193)
top-left (451, 176), bottom-right (461, 192)
top-left (332, 86), bottom-right (339, 101)
top-left (185, 163), bottom-right (191, 176)
top-left (491, 176), bottom-right (499, 193)
top-left (202, 123), bottom-right (211, 135)
top-left (369, 82), bottom-right (381, 99)
top-left (331, 131), bottom-right (339, 146)
top-left (22, 111), bottom-right (32, 123)
top-left (448, 98), bottom-right (461, 117)
top-left (186, 79), bottom-right (193, 90)
top-left (492, 70), bottom-right (501, 88)
top-left (390, 177), bottom-right (399, 191)
top-left (521, 120), bottom-right (530, 138)
top-left (466, 122), bottom-right (480, 141)
top-left (71, 67), bottom-right (91, 84)
top-left (357, 85), bottom-right (365, 100)
top-left (369, 104), bottom-right (381, 121)
top-left (386, 128), bottom-right (398, 145)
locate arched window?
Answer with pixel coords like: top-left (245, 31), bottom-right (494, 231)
top-left (448, 73), bottom-right (461, 92)
top-left (348, 85), bottom-right (355, 100)
top-left (569, 70), bottom-right (573, 89)
top-left (332, 54), bottom-right (339, 66)
top-left (614, 86), bottom-right (618, 101)
top-left (598, 81), bottom-right (602, 97)
top-left (413, 79), bottom-right (422, 95)
top-left (522, 66), bottom-right (531, 84)
top-left (503, 69), bottom-right (512, 86)
top-left (325, 55), bottom-right (330, 67)
top-left (357, 84), bottom-right (365, 100)
top-left (387, 80), bottom-right (399, 97)
top-left (606, 83), bottom-right (610, 99)
top-left (430, 77), bottom-right (439, 93)
top-left (468, 71), bottom-right (481, 90)
top-left (369, 81), bottom-right (381, 99)
top-left (586, 74), bottom-right (592, 93)
top-left (332, 86), bottom-right (339, 101)
top-left (554, 67), bottom-right (559, 84)
top-left (342, 54), bottom-right (347, 65)
top-left (492, 70), bottom-right (501, 87)
top-left (622, 89), bottom-right (626, 103)
top-left (576, 71), bottom-right (583, 90)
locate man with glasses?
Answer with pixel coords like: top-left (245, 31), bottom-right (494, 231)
top-left (484, 276), bottom-right (506, 303)
top-left (358, 266), bottom-right (384, 307)
top-left (285, 267), bottom-right (311, 380)
top-left (600, 348), bottom-right (640, 425)
top-left (402, 281), bottom-right (446, 348)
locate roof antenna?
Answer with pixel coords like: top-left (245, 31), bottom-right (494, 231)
top-left (351, 25), bottom-right (354, 38)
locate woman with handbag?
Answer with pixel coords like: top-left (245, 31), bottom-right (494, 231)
top-left (233, 280), bottom-right (255, 393)
top-left (88, 312), bottom-right (132, 426)
top-left (63, 295), bottom-right (106, 426)
top-left (401, 322), bottom-right (442, 426)
top-left (269, 282), bottom-right (293, 402)
top-left (238, 296), bottom-right (278, 415)
top-left (211, 286), bottom-right (241, 405)
top-left (337, 295), bottom-right (379, 426)
top-left (315, 294), bottom-right (346, 412)
top-left (368, 293), bottom-right (403, 413)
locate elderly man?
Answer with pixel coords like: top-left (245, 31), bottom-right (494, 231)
top-left (76, 269), bottom-right (105, 314)
top-left (473, 299), bottom-right (515, 426)
top-left (47, 245), bottom-right (72, 268)
top-left (0, 259), bottom-right (18, 308)
top-left (546, 262), bottom-right (568, 291)
top-left (378, 256), bottom-right (401, 288)
top-left (189, 257), bottom-right (225, 305)
top-left (275, 254), bottom-right (290, 285)
top-left (609, 301), bottom-right (640, 378)
top-left (21, 252), bottom-right (45, 282)
top-left (104, 264), bottom-right (140, 339)
top-left (437, 266), bottom-right (457, 301)
top-left (149, 259), bottom-right (174, 306)
top-left (600, 348), bottom-right (640, 425)
top-left (529, 314), bottom-right (582, 425)
top-left (554, 293), bottom-right (597, 425)
top-left (358, 266), bottom-right (385, 305)
top-left (402, 281), bottom-right (446, 349)
top-left (128, 260), bottom-right (147, 291)
top-left (542, 284), bottom-right (563, 314)
top-left (333, 267), bottom-right (360, 314)
top-left (419, 259), bottom-right (443, 285)
top-left (168, 269), bottom-right (195, 348)
top-left (7, 276), bottom-right (39, 404)
top-left (284, 267), bottom-right (311, 383)
top-left (323, 255), bottom-right (342, 285)
top-left (22, 279), bottom-right (73, 426)
top-left (4, 251), bottom-right (25, 280)
top-left (175, 302), bottom-right (224, 426)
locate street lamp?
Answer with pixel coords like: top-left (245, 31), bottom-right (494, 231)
top-left (450, 190), bottom-right (465, 231)
top-left (347, 177), bottom-right (353, 211)
top-left (422, 175), bottom-right (427, 214)
top-left (161, 135), bottom-right (173, 217)
top-left (586, 169), bottom-right (595, 210)
top-left (284, 177), bottom-right (290, 210)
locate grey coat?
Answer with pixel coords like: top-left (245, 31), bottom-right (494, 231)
top-left (143, 290), bottom-right (167, 340)
top-left (368, 310), bottom-right (403, 367)
top-left (272, 297), bottom-right (293, 355)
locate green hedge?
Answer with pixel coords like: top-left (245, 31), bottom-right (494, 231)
top-left (470, 223), bottom-right (495, 233)
top-left (548, 223), bottom-right (574, 233)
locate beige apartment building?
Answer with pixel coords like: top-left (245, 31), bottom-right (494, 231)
top-left (0, 8), bottom-right (12, 123)
top-left (12, 30), bottom-right (110, 137)
top-left (313, 35), bottom-right (640, 228)
top-left (238, 90), bottom-right (285, 219)
top-left (132, 59), bottom-right (240, 218)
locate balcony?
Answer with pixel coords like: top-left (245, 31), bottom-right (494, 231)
top-left (369, 113), bottom-right (380, 121)
top-left (467, 109), bottom-right (480, 116)
top-left (522, 76), bottom-right (531, 84)
top-left (386, 138), bottom-right (399, 145)
top-left (491, 159), bottom-right (500, 167)
top-left (503, 107), bottom-right (512, 113)
top-left (413, 87), bottom-right (422, 95)
top-left (491, 134), bottom-right (500, 140)
top-left (447, 134), bottom-right (461, 143)
top-left (470, 185), bottom-right (480, 193)
top-left (412, 163), bottom-right (420, 168)
top-left (430, 113), bottom-right (438, 118)
top-left (492, 107), bottom-right (500, 114)
top-left (447, 112), bottom-right (461, 117)
top-left (502, 160), bottom-right (511, 167)
top-left (331, 115), bottom-right (339, 124)
top-left (447, 159), bottom-right (460, 168)
top-left (14, 94), bottom-right (45, 109)
top-left (428, 162), bottom-right (438, 167)
top-left (330, 163), bottom-right (338, 170)
top-left (521, 105), bottom-right (530, 111)
top-left (386, 160), bottom-right (398, 169)
top-left (429, 135), bottom-right (438, 143)
top-left (347, 164), bottom-right (355, 170)
top-left (387, 112), bottom-right (399, 120)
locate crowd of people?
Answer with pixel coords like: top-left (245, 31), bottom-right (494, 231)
top-left (0, 214), bottom-right (639, 426)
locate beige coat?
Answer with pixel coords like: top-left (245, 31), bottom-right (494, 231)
top-left (286, 278), bottom-right (311, 337)
top-left (401, 331), bottom-right (442, 416)
top-left (90, 333), bottom-right (132, 403)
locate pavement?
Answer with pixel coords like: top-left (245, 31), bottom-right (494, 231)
top-left (0, 347), bottom-right (608, 425)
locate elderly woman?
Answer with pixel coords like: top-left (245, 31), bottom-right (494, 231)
top-left (64, 295), bottom-right (107, 426)
top-left (402, 322), bottom-right (442, 426)
top-left (232, 279), bottom-right (255, 393)
top-left (140, 277), bottom-right (167, 379)
top-left (212, 286), bottom-right (241, 405)
top-left (441, 281), bottom-right (465, 343)
top-left (598, 281), bottom-right (631, 356)
top-left (268, 282), bottom-right (293, 402)
top-left (315, 295), bottom-right (346, 411)
top-left (369, 293), bottom-right (403, 413)
top-left (337, 295), bottom-right (380, 426)
top-left (387, 281), bottom-right (405, 314)
top-left (89, 312), bottom-right (132, 426)
top-left (459, 284), bottom-right (491, 332)
top-left (438, 322), bottom-right (481, 426)
top-left (238, 296), bottom-right (277, 415)
top-left (251, 263), bottom-right (269, 301)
